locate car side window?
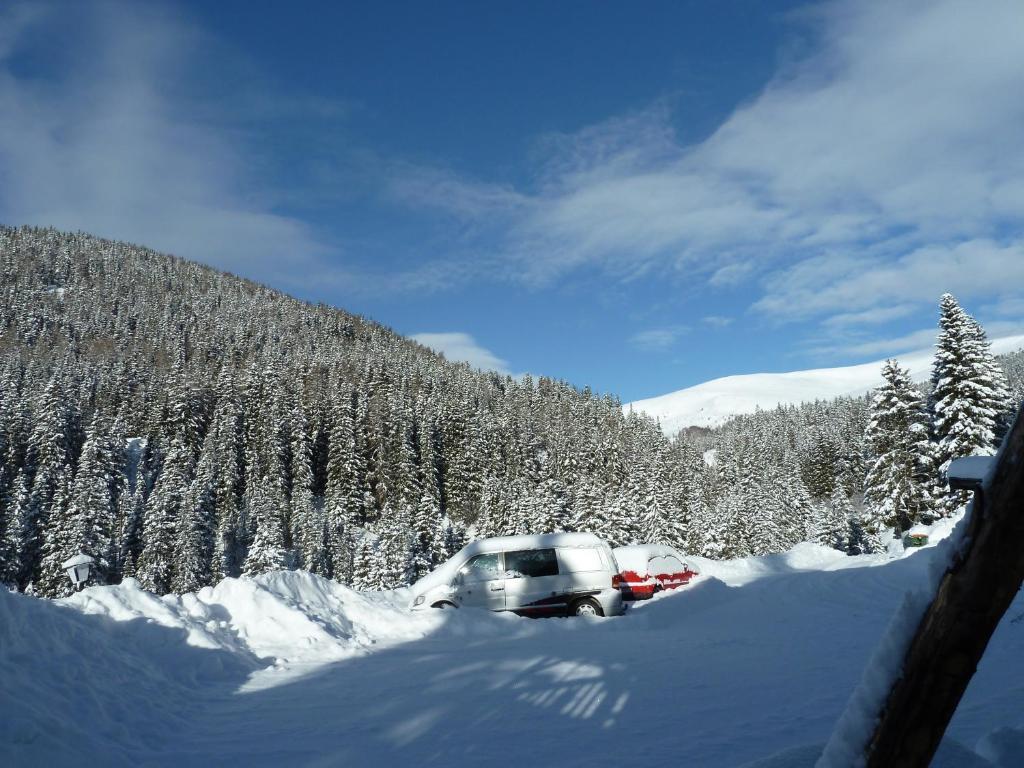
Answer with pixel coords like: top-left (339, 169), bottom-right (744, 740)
top-left (661, 556), bottom-right (683, 574)
top-left (461, 553), bottom-right (502, 583)
top-left (505, 548), bottom-right (559, 578)
top-left (649, 555), bottom-right (677, 576)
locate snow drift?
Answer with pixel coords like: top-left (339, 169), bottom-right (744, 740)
top-left (2, 518), bottom-right (1022, 767)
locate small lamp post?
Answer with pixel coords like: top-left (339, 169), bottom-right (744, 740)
top-left (62, 553), bottom-right (95, 592)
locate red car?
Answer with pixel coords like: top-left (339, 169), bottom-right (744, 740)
top-left (612, 544), bottom-right (700, 601)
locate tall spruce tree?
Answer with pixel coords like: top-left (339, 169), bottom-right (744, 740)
top-left (930, 294), bottom-right (1012, 510)
top-left (864, 360), bottom-right (936, 537)
top-left (242, 475), bottom-right (288, 576)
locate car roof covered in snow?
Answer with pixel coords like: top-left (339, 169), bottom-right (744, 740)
top-left (907, 524), bottom-right (930, 537)
top-left (612, 544), bottom-right (692, 572)
top-left (462, 532), bottom-right (609, 556)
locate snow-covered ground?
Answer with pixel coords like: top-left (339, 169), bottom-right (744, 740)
top-left (627, 334), bottom-right (1024, 435)
top-left (2, 517), bottom-right (1022, 767)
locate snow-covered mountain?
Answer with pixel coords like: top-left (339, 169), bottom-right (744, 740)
top-left (627, 334), bottom-right (1024, 435)
top-left (2, 514), bottom-right (1021, 766)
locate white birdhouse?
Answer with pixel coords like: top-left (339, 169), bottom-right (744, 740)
top-left (62, 553), bottom-right (95, 587)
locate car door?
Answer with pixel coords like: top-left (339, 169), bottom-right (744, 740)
top-left (503, 548), bottom-right (563, 614)
top-left (453, 552), bottom-right (506, 611)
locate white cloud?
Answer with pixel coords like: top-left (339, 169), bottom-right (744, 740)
top-left (822, 305), bottom-right (916, 329)
top-left (754, 239), bottom-right (1024, 319)
top-left (827, 327), bottom-right (940, 359)
top-left (410, 332), bottom-right (513, 375)
top-left (629, 326), bottom-right (689, 352)
top-left (0, 1), bottom-right (339, 289)
top-left (982, 297), bottom-right (1024, 318)
top-left (391, 0), bottom-right (1024, 311)
top-left (708, 262), bottom-right (756, 288)
top-left (701, 315), bottom-right (734, 328)
top-left (386, 165), bottom-right (529, 222)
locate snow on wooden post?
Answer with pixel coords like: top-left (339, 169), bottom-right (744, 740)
top-left (862, 404), bottom-right (1024, 767)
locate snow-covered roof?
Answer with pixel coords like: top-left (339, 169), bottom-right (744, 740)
top-left (906, 525), bottom-right (930, 537)
top-left (947, 455), bottom-right (995, 488)
top-left (463, 532), bottom-right (608, 556)
top-left (62, 553), bottom-right (95, 569)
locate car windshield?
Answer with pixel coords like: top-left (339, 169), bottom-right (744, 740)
top-left (460, 553), bottom-right (502, 583)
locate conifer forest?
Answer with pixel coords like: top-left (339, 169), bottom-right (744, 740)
top-left (1, 226), bottom-right (1020, 598)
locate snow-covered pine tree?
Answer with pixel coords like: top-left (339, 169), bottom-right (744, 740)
top-left (208, 374), bottom-right (245, 580)
top-left (863, 360), bottom-right (935, 539)
top-left (324, 391), bottom-right (364, 571)
top-left (138, 437), bottom-right (195, 594)
top-left (242, 475), bottom-right (288, 577)
top-left (819, 487), bottom-right (853, 552)
top-left (930, 294), bottom-right (1012, 511)
top-left (118, 488), bottom-right (145, 580)
top-left (374, 502), bottom-right (414, 589)
top-left (40, 418), bottom-right (120, 595)
top-left (172, 437), bottom-right (217, 593)
top-left (36, 466), bottom-right (74, 596)
top-left (350, 538), bottom-right (375, 590)
top-left (532, 475), bottom-right (572, 534)
top-left (432, 514), bottom-right (463, 565)
top-left (0, 470), bottom-right (31, 588)
top-left (290, 399), bottom-right (329, 576)
top-left (411, 492), bottom-right (441, 580)
top-left (20, 376), bottom-right (77, 589)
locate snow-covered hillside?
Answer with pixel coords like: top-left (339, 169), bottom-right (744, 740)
top-left (627, 334), bottom-right (1024, 435)
top-left (2, 516), bottom-right (1021, 767)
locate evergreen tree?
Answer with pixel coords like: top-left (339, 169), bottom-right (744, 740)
top-left (0, 470), bottom-right (31, 588)
top-left (864, 360), bottom-right (935, 537)
top-left (374, 502), bottom-right (414, 589)
top-left (137, 438), bottom-right (194, 594)
top-left (21, 377), bottom-right (76, 589)
top-left (36, 466), bottom-right (74, 596)
top-left (172, 442), bottom-right (216, 593)
top-left (243, 476), bottom-right (288, 576)
top-left (819, 488), bottom-right (853, 552)
top-left (930, 294), bottom-right (1013, 510)
top-left (118, 488), bottom-right (145, 580)
top-left (351, 539), bottom-right (375, 591)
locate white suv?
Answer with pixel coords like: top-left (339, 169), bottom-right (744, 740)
top-left (410, 532), bottom-right (624, 617)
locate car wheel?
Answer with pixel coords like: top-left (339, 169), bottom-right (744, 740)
top-left (570, 598), bottom-right (603, 617)
top-left (432, 600), bottom-right (457, 610)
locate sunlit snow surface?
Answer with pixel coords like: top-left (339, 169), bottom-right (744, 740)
top-left (2, 514), bottom-right (1021, 767)
top-left (627, 334), bottom-right (1024, 434)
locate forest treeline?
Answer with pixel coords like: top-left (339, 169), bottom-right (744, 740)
top-left (0, 227), bottom-right (1019, 597)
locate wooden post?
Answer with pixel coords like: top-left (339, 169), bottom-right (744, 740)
top-left (863, 404), bottom-right (1024, 767)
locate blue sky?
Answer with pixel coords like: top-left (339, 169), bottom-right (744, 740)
top-left (1, 1), bottom-right (1022, 402)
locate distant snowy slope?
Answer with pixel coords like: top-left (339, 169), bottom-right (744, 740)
top-left (627, 334), bottom-right (1024, 434)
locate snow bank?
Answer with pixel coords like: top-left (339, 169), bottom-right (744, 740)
top-left (63, 571), bottom-right (446, 670)
top-left (3, 516), bottom-right (1020, 767)
top-left (815, 509), bottom-right (973, 768)
top-left (691, 541), bottom-right (867, 588)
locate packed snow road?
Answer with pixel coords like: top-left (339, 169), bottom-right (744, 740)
top-left (2, 524), bottom-right (1022, 767)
